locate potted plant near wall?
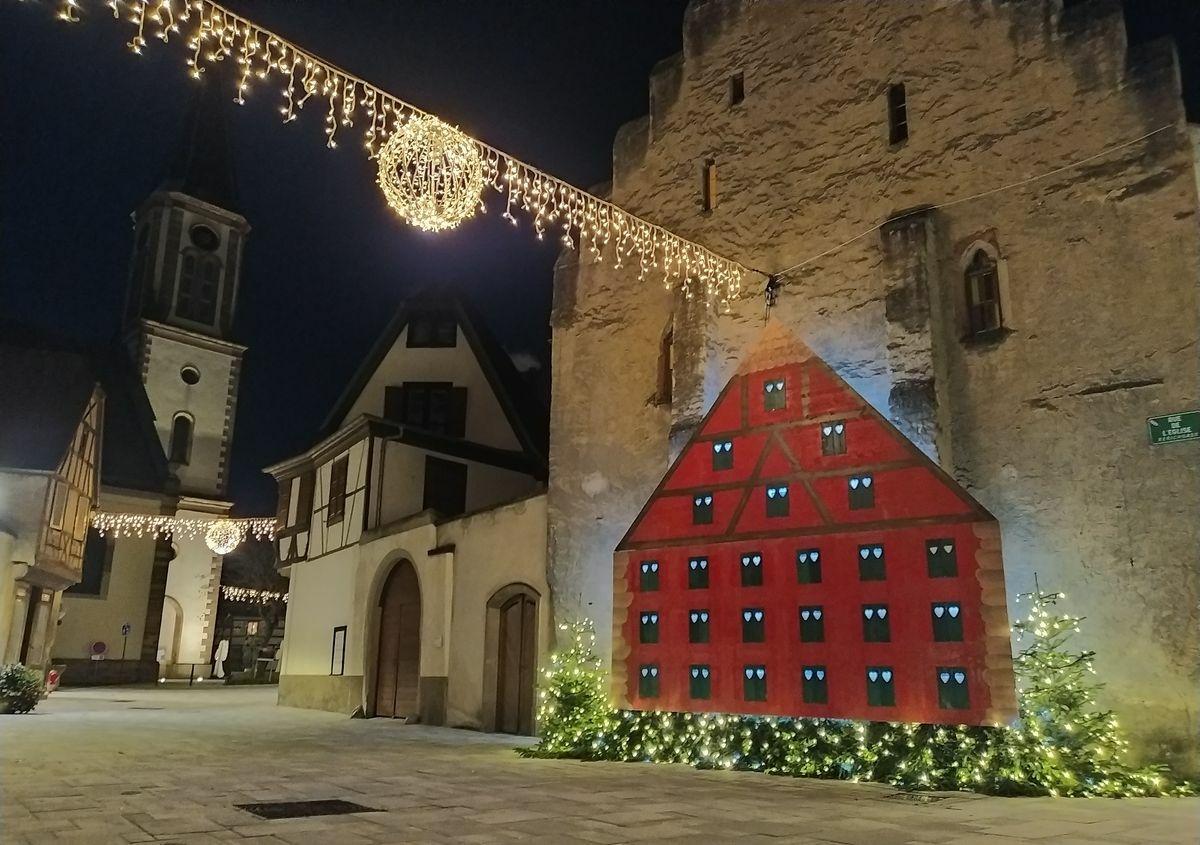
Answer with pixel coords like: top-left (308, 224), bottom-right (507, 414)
top-left (0, 664), bottom-right (45, 714)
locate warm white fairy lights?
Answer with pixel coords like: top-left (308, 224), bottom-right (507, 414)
top-left (91, 511), bottom-right (276, 555)
top-left (28, 0), bottom-right (748, 307)
top-left (377, 115), bottom-right (485, 232)
top-left (221, 585), bottom-right (287, 604)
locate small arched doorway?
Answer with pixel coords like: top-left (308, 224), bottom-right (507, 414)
top-left (158, 595), bottom-right (183, 677)
top-left (491, 585), bottom-right (538, 735)
top-left (374, 561), bottom-right (421, 719)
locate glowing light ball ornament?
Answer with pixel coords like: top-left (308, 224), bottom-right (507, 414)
top-left (204, 519), bottom-right (243, 555)
top-left (376, 115), bottom-right (485, 232)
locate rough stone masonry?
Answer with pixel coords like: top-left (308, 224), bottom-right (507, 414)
top-left (549, 0), bottom-right (1199, 772)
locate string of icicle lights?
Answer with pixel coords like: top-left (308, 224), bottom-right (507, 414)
top-left (35, 0), bottom-right (748, 308)
top-left (91, 512), bottom-right (277, 555)
top-left (221, 585), bottom-right (287, 604)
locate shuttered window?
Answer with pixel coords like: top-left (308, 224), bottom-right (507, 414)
top-left (327, 457), bottom-right (348, 524)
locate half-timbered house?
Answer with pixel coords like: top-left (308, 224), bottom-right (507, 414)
top-left (268, 292), bottom-right (550, 734)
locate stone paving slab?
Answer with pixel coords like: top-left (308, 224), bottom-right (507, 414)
top-left (1, 685), bottom-right (1197, 844)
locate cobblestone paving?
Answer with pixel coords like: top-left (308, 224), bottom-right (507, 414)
top-left (2, 686), bottom-right (1196, 844)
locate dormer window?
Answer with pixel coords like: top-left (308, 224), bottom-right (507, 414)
top-left (692, 493), bottom-right (714, 525)
top-left (848, 475), bottom-right (874, 509)
top-left (763, 378), bottom-right (786, 411)
top-left (765, 484), bottom-right (789, 517)
top-left (820, 421), bottom-right (846, 456)
top-left (712, 440), bottom-right (733, 471)
top-left (407, 310), bottom-right (457, 348)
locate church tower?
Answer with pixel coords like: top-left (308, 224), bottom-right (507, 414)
top-left (124, 78), bottom-right (247, 678)
top-left (125, 77), bottom-right (247, 500)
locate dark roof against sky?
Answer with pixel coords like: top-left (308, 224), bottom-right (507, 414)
top-left (321, 287), bottom-right (549, 466)
top-left (0, 326), bottom-right (170, 491)
top-left (160, 71), bottom-right (239, 211)
top-left (0, 343), bottom-right (96, 473)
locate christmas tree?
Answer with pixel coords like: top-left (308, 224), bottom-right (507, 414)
top-left (526, 591), bottom-right (1192, 797)
top-left (525, 619), bottom-right (609, 758)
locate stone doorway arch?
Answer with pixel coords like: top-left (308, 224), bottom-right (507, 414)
top-left (483, 583), bottom-right (539, 735)
top-left (157, 595), bottom-right (183, 677)
top-left (373, 560), bottom-right (421, 719)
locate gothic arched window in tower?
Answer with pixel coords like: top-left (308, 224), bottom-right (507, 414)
top-left (177, 246), bottom-right (222, 326)
top-left (169, 413), bottom-right (193, 465)
top-left (964, 248), bottom-right (1003, 337)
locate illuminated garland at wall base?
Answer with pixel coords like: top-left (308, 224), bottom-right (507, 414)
top-left (528, 602), bottom-right (1194, 798)
top-left (91, 512), bottom-right (276, 555)
top-left (26, 0), bottom-right (747, 308)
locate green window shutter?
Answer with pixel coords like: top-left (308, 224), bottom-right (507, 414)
top-left (796, 548), bottom-right (821, 583)
top-left (858, 544), bottom-right (886, 581)
top-left (862, 605), bottom-right (891, 642)
top-left (927, 539), bottom-right (958, 577)
top-left (937, 667), bottom-right (970, 709)
top-left (638, 560), bottom-right (659, 591)
top-left (689, 665), bottom-right (711, 700)
top-left (739, 552), bottom-right (763, 586)
top-left (931, 602), bottom-right (963, 641)
top-left (802, 666), bottom-right (827, 704)
top-left (799, 606), bottom-right (824, 642)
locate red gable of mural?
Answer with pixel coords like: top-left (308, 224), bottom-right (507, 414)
top-left (612, 321), bottom-right (1016, 726)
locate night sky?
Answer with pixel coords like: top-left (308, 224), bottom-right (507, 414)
top-left (1, 1), bottom-right (1195, 516)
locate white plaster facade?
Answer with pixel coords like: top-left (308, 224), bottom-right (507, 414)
top-left (270, 298), bottom-right (550, 732)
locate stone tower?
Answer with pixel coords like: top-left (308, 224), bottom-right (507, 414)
top-left (125, 78), bottom-right (247, 677)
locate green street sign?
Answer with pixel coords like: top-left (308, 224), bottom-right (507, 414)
top-left (1147, 411), bottom-right (1200, 446)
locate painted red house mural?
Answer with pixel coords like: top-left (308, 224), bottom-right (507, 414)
top-left (612, 321), bottom-right (1017, 726)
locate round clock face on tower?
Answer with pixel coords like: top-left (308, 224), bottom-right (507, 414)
top-left (189, 224), bottom-right (220, 251)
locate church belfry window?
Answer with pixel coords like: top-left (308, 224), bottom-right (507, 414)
top-left (965, 248), bottom-right (1004, 338)
top-left (887, 82), bottom-right (908, 145)
top-left (176, 248), bottom-right (221, 325)
top-left (169, 413), bottom-right (193, 465)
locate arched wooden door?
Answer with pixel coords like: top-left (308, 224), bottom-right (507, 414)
top-left (495, 592), bottom-right (536, 735)
top-left (375, 561), bottom-right (421, 719)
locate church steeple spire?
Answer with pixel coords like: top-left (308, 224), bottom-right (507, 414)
top-left (160, 74), bottom-right (239, 212)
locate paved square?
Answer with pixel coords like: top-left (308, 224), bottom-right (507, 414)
top-left (2, 686), bottom-right (1196, 843)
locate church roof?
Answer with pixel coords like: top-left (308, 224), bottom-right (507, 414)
top-left (160, 73), bottom-right (239, 212)
top-left (0, 326), bottom-right (170, 492)
top-left (0, 343), bottom-right (96, 474)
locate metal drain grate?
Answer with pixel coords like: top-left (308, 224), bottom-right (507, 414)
top-left (883, 792), bottom-right (951, 804)
top-left (127, 706), bottom-right (164, 710)
top-left (236, 800), bottom-right (381, 820)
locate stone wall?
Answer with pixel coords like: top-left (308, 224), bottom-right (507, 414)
top-left (549, 0), bottom-right (1199, 770)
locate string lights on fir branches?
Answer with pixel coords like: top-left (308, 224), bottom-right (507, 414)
top-left (526, 592), bottom-right (1194, 798)
top-left (91, 512), bottom-right (276, 555)
top-left (26, 0), bottom-right (748, 308)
